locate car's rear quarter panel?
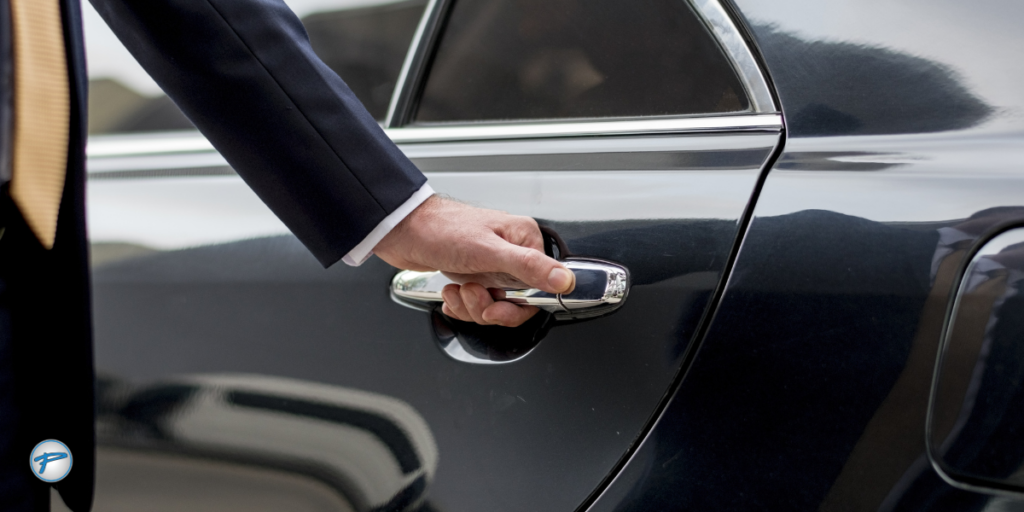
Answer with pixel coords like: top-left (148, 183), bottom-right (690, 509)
top-left (586, 0), bottom-right (1024, 510)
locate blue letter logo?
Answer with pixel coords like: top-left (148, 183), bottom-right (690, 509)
top-left (29, 440), bottom-right (72, 482)
top-left (34, 452), bottom-right (67, 475)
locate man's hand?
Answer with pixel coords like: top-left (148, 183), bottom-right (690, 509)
top-left (375, 195), bottom-right (574, 327)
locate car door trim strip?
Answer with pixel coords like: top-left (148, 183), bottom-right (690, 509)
top-left (385, 114), bottom-right (782, 144)
top-left (86, 115), bottom-right (782, 163)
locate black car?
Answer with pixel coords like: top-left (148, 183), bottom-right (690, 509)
top-left (79, 0), bottom-right (1024, 510)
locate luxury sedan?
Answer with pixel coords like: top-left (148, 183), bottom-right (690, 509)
top-left (79, 0), bottom-right (1024, 510)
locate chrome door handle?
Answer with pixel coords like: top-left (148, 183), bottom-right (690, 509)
top-left (391, 258), bottom-right (630, 321)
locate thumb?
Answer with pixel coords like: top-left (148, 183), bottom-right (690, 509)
top-left (495, 242), bottom-right (575, 294)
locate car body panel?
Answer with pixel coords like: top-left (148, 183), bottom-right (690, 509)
top-left (585, 0), bottom-right (1024, 510)
top-left (88, 125), bottom-right (780, 511)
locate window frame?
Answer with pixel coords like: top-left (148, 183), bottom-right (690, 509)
top-left (383, 0), bottom-right (779, 141)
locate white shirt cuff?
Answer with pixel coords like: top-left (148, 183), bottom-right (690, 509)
top-left (341, 183), bottom-right (435, 266)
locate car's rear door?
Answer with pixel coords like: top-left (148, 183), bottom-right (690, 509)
top-left (85, 0), bottom-right (781, 511)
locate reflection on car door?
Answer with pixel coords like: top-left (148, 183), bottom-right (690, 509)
top-left (85, 0), bottom-right (781, 510)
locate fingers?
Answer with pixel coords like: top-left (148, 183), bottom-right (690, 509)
top-left (494, 243), bottom-right (575, 294)
top-left (441, 271), bottom-right (529, 289)
top-left (460, 283), bottom-right (491, 324)
top-left (441, 283), bottom-right (540, 327)
top-left (442, 284), bottom-right (470, 321)
top-left (482, 300), bottom-right (540, 327)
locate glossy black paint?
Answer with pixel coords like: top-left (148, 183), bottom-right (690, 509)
top-left (587, 0), bottom-right (1024, 510)
top-left (88, 134), bottom-right (778, 510)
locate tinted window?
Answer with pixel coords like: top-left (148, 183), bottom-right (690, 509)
top-left (414, 0), bottom-right (748, 123)
top-left (86, 0), bottom-right (426, 135)
top-left (303, 0), bottom-right (427, 119)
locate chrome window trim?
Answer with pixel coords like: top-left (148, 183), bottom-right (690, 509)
top-left (688, 0), bottom-right (776, 113)
top-left (397, 132), bottom-right (779, 159)
top-left (384, 0), bottom-right (450, 128)
top-left (88, 152), bottom-right (228, 173)
top-left (86, 115), bottom-right (781, 171)
top-left (88, 130), bottom-right (216, 158)
top-left (386, 114), bottom-right (782, 144)
top-left (87, 115), bottom-right (781, 158)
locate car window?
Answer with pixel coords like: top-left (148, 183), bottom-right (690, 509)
top-left (85, 0), bottom-right (427, 135)
top-left (413, 0), bottom-right (749, 123)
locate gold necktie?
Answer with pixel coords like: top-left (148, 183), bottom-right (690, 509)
top-left (9, 0), bottom-right (70, 249)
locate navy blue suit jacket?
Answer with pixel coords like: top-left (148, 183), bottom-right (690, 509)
top-left (0, 0), bottom-right (425, 510)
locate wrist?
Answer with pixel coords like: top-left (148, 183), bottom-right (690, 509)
top-left (377, 193), bottom-right (439, 254)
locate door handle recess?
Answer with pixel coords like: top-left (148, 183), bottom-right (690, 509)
top-left (391, 259), bottom-right (630, 321)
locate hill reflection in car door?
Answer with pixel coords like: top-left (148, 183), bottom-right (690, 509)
top-left (92, 374), bottom-right (436, 512)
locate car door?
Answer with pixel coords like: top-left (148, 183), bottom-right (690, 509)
top-left (83, 0), bottom-right (781, 511)
top-left (580, 0), bottom-right (1024, 510)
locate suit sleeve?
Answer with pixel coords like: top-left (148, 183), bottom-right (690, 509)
top-left (88, 0), bottom-right (427, 267)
